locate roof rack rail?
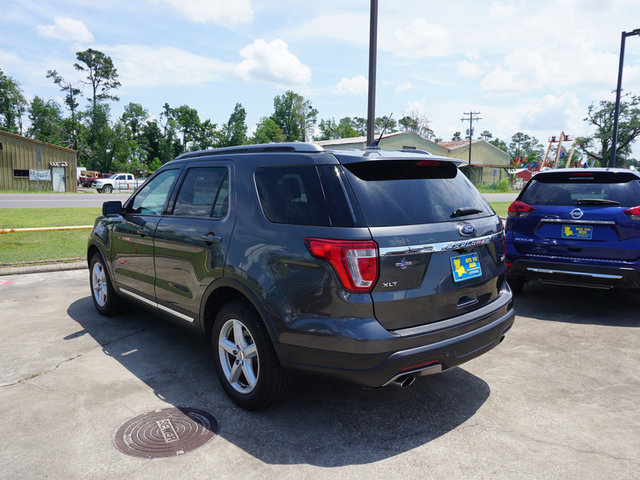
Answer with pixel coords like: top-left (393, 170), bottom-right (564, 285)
top-left (176, 142), bottom-right (324, 160)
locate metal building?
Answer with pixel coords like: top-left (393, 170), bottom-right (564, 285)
top-left (0, 130), bottom-right (78, 192)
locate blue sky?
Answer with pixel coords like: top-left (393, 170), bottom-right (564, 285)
top-left (2, 0), bottom-right (640, 154)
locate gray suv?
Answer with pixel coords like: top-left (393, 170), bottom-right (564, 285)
top-left (88, 143), bottom-right (514, 410)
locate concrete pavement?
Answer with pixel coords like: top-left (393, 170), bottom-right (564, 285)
top-left (0, 270), bottom-right (638, 479)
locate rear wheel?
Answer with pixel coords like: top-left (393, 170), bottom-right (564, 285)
top-left (90, 253), bottom-right (120, 316)
top-left (212, 302), bottom-right (293, 410)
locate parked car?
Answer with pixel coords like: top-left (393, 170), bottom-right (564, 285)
top-left (93, 173), bottom-right (146, 193)
top-left (87, 143), bottom-right (514, 409)
top-left (505, 168), bottom-right (640, 293)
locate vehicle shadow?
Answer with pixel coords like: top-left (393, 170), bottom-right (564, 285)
top-left (513, 281), bottom-right (640, 327)
top-left (67, 296), bottom-right (490, 467)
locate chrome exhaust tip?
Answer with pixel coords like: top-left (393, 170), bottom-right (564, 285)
top-left (391, 374), bottom-right (416, 388)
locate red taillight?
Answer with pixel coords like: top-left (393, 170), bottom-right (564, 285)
top-left (623, 205), bottom-right (640, 221)
top-left (508, 200), bottom-right (535, 218)
top-left (304, 238), bottom-right (378, 293)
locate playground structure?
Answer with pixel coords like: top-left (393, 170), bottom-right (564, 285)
top-left (538, 132), bottom-right (577, 171)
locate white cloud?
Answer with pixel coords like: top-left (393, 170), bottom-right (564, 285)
top-left (36, 17), bottom-right (94, 43)
top-left (106, 45), bottom-right (234, 87)
top-left (235, 39), bottom-right (311, 87)
top-left (457, 60), bottom-right (484, 78)
top-left (391, 19), bottom-right (452, 59)
top-left (489, 1), bottom-right (517, 19)
top-left (156, 0), bottom-right (253, 25)
top-left (336, 75), bottom-right (367, 94)
top-left (395, 81), bottom-right (413, 92)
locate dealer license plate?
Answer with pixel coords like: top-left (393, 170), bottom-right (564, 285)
top-left (450, 252), bottom-right (482, 283)
top-left (561, 225), bottom-right (593, 240)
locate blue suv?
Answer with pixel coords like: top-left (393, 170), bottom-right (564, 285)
top-left (505, 168), bottom-right (640, 293)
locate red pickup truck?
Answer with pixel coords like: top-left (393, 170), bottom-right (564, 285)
top-left (80, 172), bottom-right (110, 188)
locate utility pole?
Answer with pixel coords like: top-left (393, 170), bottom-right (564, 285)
top-left (611, 28), bottom-right (640, 168)
top-left (366, 0), bottom-right (378, 145)
top-left (461, 112), bottom-right (481, 166)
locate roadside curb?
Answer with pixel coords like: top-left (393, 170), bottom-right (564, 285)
top-left (0, 261), bottom-right (87, 277)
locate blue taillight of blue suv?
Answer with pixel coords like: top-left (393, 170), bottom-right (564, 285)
top-left (505, 168), bottom-right (640, 294)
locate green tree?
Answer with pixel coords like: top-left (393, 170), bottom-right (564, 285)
top-left (576, 92), bottom-right (640, 167)
top-left (27, 96), bottom-right (63, 144)
top-left (221, 103), bottom-right (248, 146)
top-left (0, 68), bottom-right (27, 134)
top-left (398, 111), bottom-right (434, 139)
top-left (452, 131), bottom-right (462, 141)
top-left (172, 104), bottom-right (200, 149)
top-left (480, 130), bottom-right (493, 141)
top-left (74, 49), bottom-right (121, 109)
top-left (271, 91), bottom-right (318, 142)
top-left (46, 69), bottom-right (82, 149)
top-left (490, 138), bottom-right (508, 152)
top-left (253, 117), bottom-right (285, 144)
top-left (375, 115), bottom-right (397, 135)
top-left (509, 132), bottom-right (544, 162)
top-left (317, 117), bottom-right (363, 140)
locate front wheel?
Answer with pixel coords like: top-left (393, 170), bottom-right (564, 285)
top-left (103, 184), bottom-right (113, 193)
top-left (90, 253), bottom-right (121, 316)
top-left (212, 302), bottom-right (293, 410)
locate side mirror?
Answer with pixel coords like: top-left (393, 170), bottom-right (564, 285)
top-left (102, 201), bottom-right (123, 217)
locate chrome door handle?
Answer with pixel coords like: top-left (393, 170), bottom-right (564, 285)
top-left (201, 233), bottom-right (222, 245)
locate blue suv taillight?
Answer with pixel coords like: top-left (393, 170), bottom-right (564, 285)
top-left (508, 201), bottom-right (535, 218)
top-left (623, 206), bottom-right (640, 221)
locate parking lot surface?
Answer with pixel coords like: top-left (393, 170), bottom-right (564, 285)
top-left (1, 269), bottom-right (638, 479)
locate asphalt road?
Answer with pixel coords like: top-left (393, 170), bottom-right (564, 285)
top-left (0, 192), bottom-right (518, 208)
top-left (0, 269), bottom-right (638, 479)
top-left (0, 192), bottom-right (132, 208)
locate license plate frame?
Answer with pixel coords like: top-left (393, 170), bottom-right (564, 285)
top-left (561, 224), bottom-right (593, 240)
top-left (450, 252), bottom-right (482, 283)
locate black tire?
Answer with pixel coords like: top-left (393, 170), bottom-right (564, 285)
top-left (89, 253), bottom-right (121, 316)
top-left (103, 184), bottom-right (113, 193)
top-left (212, 302), bottom-right (293, 410)
top-left (508, 277), bottom-right (525, 295)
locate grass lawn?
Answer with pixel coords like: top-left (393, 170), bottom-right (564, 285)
top-left (0, 203), bottom-right (509, 266)
top-left (0, 208), bottom-right (100, 228)
top-left (490, 201), bottom-right (510, 218)
top-left (0, 208), bottom-right (100, 265)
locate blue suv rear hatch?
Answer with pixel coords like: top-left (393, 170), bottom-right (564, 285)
top-left (506, 169), bottom-right (640, 290)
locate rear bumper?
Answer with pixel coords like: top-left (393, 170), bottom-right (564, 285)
top-left (507, 258), bottom-right (640, 290)
top-left (275, 289), bottom-right (515, 388)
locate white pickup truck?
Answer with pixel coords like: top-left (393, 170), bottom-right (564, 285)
top-left (92, 173), bottom-right (146, 193)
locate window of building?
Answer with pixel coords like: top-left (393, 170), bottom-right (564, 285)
top-left (13, 169), bottom-right (29, 178)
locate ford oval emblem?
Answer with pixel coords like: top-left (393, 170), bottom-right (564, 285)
top-left (460, 224), bottom-right (476, 236)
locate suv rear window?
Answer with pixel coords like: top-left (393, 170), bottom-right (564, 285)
top-left (342, 160), bottom-right (492, 226)
top-left (521, 172), bottom-right (640, 207)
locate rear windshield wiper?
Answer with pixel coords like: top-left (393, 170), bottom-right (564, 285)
top-left (450, 207), bottom-right (483, 218)
top-left (575, 199), bottom-right (620, 206)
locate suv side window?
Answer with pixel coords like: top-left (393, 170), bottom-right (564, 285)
top-left (255, 166), bottom-right (331, 226)
top-left (129, 169), bottom-right (179, 215)
top-left (173, 167), bottom-right (229, 218)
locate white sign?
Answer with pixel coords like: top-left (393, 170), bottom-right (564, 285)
top-left (29, 169), bottom-right (51, 181)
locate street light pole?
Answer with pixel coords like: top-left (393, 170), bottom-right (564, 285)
top-left (366, 0), bottom-right (378, 146)
top-left (611, 28), bottom-right (640, 168)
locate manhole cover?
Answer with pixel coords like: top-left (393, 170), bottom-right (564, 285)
top-left (114, 407), bottom-right (218, 458)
